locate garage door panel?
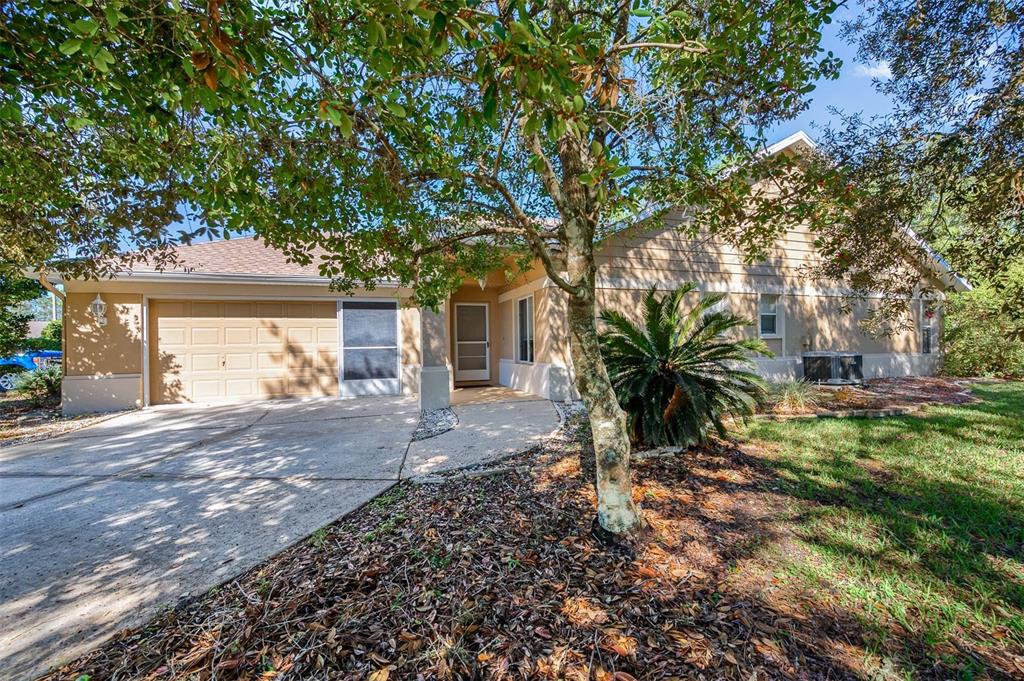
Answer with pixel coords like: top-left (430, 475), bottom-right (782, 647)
top-left (151, 299), bottom-right (341, 405)
top-left (158, 301), bottom-right (189, 317)
top-left (159, 327), bottom-right (187, 345)
top-left (192, 380), bottom-right (222, 400)
top-left (224, 353), bottom-right (252, 370)
top-left (257, 377), bottom-right (287, 397)
top-left (191, 327), bottom-right (220, 345)
top-left (257, 352), bottom-right (283, 369)
top-left (223, 302), bottom-right (253, 318)
top-left (191, 353), bottom-right (220, 372)
top-left (284, 302), bottom-right (312, 318)
top-left (313, 302), bottom-right (336, 318)
top-left (287, 351), bottom-right (317, 370)
top-left (225, 379), bottom-right (254, 397)
top-left (256, 302), bottom-right (283, 317)
top-left (256, 326), bottom-right (283, 345)
top-left (287, 327), bottom-right (314, 344)
top-left (224, 327), bottom-right (253, 344)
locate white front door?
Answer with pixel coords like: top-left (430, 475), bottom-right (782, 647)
top-left (454, 303), bottom-right (489, 381)
top-left (339, 300), bottom-right (401, 397)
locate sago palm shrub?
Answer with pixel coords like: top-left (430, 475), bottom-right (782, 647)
top-left (599, 285), bottom-right (771, 447)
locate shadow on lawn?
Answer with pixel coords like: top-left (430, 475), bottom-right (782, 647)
top-left (739, 382), bottom-right (1024, 674)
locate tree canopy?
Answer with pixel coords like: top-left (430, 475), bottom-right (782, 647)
top-left (2, 0), bottom-right (846, 534)
top-left (815, 0), bottom-right (1023, 322)
top-left (3, 0), bottom-right (842, 291)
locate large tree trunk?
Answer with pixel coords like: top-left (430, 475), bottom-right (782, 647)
top-left (565, 285), bottom-right (642, 535)
top-left (534, 109), bottom-right (640, 536)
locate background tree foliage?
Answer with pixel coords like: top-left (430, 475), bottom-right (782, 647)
top-left (1, 0), bottom-right (844, 534)
top-left (814, 0), bottom-right (1023, 329)
top-left (1, 0), bottom-right (218, 277)
top-left (943, 278), bottom-right (1024, 378)
top-left (0, 276), bottom-right (43, 357)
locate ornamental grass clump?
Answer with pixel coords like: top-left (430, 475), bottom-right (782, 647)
top-left (768, 379), bottom-right (821, 414)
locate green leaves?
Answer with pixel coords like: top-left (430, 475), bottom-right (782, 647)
top-left (59, 38), bottom-right (82, 55)
top-left (92, 47), bottom-right (114, 72)
top-left (385, 100), bottom-right (407, 118)
top-left (599, 285), bottom-right (769, 447)
top-left (367, 18), bottom-right (384, 45)
top-left (103, 5), bottom-right (122, 29)
top-left (72, 18), bottom-right (98, 36)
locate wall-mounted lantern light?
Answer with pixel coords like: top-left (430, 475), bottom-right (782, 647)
top-left (477, 277), bottom-right (487, 291)
top-left (89, 293), bottom-right (108, 327)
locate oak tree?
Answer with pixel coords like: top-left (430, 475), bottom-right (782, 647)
top-left (2, 0), bottom-right (841, 535)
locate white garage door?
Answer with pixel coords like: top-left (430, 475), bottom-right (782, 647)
top-left (149, 300), bottom-right (339, 404)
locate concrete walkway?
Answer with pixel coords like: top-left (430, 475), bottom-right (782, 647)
top-left (0, 394), bottom-right (558, 679)
top-left (405, 398), bottom-right (557, 476)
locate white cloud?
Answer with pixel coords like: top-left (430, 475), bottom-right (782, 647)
top-left (854, 61), bottom-right (893, 79)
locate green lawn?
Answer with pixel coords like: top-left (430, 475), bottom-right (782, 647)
top-left (740, 381), bottom-right (1024, 676)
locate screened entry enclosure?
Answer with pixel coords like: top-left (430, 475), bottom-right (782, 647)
top-left (454, 303), bottom-right (489, 381)
top-left (339, 300), bottom-right (400, 396)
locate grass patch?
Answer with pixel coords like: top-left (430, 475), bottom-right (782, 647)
top-left (740, 381), bottom-right (1024, 669)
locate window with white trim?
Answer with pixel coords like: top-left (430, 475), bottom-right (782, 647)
top-left (517, 295), bottom-right (534, 363)
top-left (921, 308), bottom-right (935, 354)
top-left (758, 294), bottom-right (781, 337)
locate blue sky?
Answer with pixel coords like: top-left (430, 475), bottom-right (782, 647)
top-left (769, 6), bottom-right (893, 143)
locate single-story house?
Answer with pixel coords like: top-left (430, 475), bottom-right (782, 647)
top-left (50, 132), bottom-right (970, 415)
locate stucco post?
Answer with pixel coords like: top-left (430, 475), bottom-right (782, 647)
top-left (418, 302), bottom-right (451, 411)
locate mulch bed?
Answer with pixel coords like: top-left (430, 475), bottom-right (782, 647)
top-left (769, 377), bottom-right (978, 417)
top-left (41, 411), bottom-right (1021, 680)
top-left (0, 395), bottom-right (117, 447)
top-left (815, 377), bottom-right (976, 411)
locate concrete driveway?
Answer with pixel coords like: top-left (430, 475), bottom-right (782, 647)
top-left (0, 393), bottom-right (558, 679)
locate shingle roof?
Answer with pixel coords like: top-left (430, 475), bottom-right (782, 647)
top-left (132, 236), bottom-right (329, 279)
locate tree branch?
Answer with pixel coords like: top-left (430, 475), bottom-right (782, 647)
top-left (467, 171), bottom-right (578, 296)
top-left (493, 103), bottom-right (521, 177)
top-left (610, 41), bottom-right (708, 54)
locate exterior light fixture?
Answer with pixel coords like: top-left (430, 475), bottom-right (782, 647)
top-left (477, 277), bottom-right (487, 291)
top-left (89, 293), bottom-right (108, 327)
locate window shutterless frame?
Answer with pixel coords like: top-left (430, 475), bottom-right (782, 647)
top-left (338, 299), bottom-right (402, 397)
top-left (758, 294), bottom-right (782, 339)
top-left (920, 299), bottom-right (936, 354)
top-left (516, 295), bottom-right (534, 364)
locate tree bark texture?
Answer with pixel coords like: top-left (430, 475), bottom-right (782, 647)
top-left (564, 284), bottom-right (642, 534)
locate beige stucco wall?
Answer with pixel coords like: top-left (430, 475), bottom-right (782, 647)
top-left (536, 286), bottom-right (570, 366)
top-left (64, 290), bottom-right (144, 377)
top-left (61, 278), bottom-right (423, 412)
top-left (591, 287), bottom-right (928, 356)
top-left (498, 299), bottom-right (514, 360)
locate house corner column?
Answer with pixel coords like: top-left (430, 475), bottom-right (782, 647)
top-left (418, 302), bottom-right (451, 411)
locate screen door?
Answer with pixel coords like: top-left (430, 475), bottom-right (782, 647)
top-left (454, 303), bottom-right (489, 381)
